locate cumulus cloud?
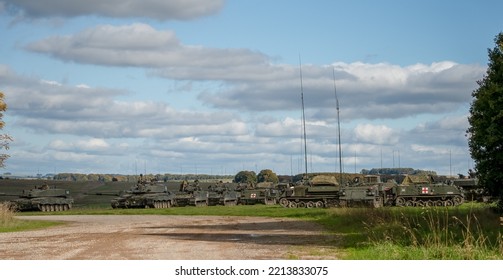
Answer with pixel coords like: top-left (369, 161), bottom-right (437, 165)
top-left (1, 64), bottom-right (248, 140)
top-left (26, 23), bottom-right (269, 69)
top-left (24, 23), bottom-right (484, 121)
top-left (354, 124), bottom-right (399, 145)
top-left (2, 0), bottom-right (224, 20)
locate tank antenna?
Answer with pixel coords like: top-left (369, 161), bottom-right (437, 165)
top-left (299, 55), bottom-right (308, 177)
top-left (333, 68), bottom-right (343, 184)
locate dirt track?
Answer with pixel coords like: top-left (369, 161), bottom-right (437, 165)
top-left (0, 215), bottom-right (339, 260)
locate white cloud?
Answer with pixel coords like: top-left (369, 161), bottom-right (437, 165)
top-left (26, 23), bottom-right (269, 69)
top-left (3, 0), bottom-right (224, 20)
top-left (354, 124), bottom-right (398, 145)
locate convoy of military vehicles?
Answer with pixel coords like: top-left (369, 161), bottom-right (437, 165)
top-left (0, 172), bottom-right (473, 212)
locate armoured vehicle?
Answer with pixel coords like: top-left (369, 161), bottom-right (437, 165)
top-left (0, 184), bottom-right (73, 212)
top-left (107, 176), bottom-right (175, 209)
top-left (238, 182), bottom-right (279, 205)
top-left (173, 180), bottom-right (209, 207)
top-left (452, 178), bottom-right (490, 202)
top-left (278, 175), bottom-right (341, 208)
top-left (387, 182), bottom-right (465, 207)
top-left (339, 175), bottom-right (384, 208)
top-left (207, 182), bottom-right (239, 206)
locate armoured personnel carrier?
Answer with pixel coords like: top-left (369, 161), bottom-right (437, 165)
top-left (0, 184), bottom-right (73, 212)
top-left (278, 175), bottom-right (340, 208)
top-left (238, 182), bottom-right (279, 205)
top-left (339, 175), bottom-right (384, 208)
top-left (389, 182), bottom-right (464, 207)
top-left (207, 182), bottom-right (239, 206)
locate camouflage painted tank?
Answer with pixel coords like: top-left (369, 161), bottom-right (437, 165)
top-left (278, 175), bottom-right (340, 208)
top-left (110, 178), bottom-right (175, 209)
top-left (1, 185), bottom-right (73, 212)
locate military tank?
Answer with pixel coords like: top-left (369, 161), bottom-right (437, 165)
top-left (0, 184), bottom-right (73, 212)
top-left (278, 175), bottom-right (341, 208)
top-left (107, 176), bottom-right (175, 209)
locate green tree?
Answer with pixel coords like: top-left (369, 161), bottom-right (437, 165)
top-left (0, 92), bottom-right (12, 168)
top-left (467, 32), bottom-right (503, 206)
top-left (257, 169), bottom-right (279, 183)
top-left (233, 170), bottom-right (257, 184)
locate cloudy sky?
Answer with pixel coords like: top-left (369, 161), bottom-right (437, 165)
top-left (1, 0), bottom-right (501, 177)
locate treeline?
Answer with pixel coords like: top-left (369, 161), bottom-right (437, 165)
top-left (360, 168), bottom-right (437, 176)
top-left (52, 173), bottom-right (234, 182)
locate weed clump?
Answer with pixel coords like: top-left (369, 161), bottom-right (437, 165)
top-left (0, 202), bottom-right (16, 226)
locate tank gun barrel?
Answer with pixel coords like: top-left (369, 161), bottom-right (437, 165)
top-left (85, 192), bottom-right (119, 196)
top-left (0, 192), bottom-right (19, 196)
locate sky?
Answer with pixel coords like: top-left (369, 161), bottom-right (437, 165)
top-left (0, 0), bottom-right (502, 177)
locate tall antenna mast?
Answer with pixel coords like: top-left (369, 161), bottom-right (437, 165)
top-left (299, 56), bottom-right (308, 176)
top-left (333, 68), bottom-right (343, 184)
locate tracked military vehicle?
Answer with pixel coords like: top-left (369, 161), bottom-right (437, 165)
top-left (278, 175), bottom-right (341, 208)
top-left (174, 180), bottom-right (209, 207)
top-left (339, 175), bottom-right (384, 208)
top-left (0, 184), bottom-right (73, 212)
top-left (389, 182), bottom-right (464, 207)
top-left (238, 182), bottom-right (279, 205)
top-left (207, 182), bottom-right (239, 206)
top-left (106, 176), bottom-right (175, 209)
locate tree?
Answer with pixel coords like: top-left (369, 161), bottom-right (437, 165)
top-left (233, 170), bottom-right (257, 184)
top-left (0, 92), bottom-right (12, 168)
top-left (257, 169), bottom-right (279, 183)
top-left (467, 32), bottom-right (503, 207)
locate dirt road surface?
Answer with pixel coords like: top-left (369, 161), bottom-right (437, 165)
top-left (0, 215), bottom-right (339, 260)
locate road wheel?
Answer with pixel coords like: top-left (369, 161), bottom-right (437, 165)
top-left (453, 196), bottom-right (464, 206)
top-left (306, 201), bottom-right (314, 208)
top-left (395, 197), bottom-right (406, 206)
top-left (288, 201), bottom-right (297, 208)
top-left (315, 201), bottom-right (324, 208)
top-left (298, 201), bottom-right (306, 208)
top-left (279, 198), bottom-right (289, 208)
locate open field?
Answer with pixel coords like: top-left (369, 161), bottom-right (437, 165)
top-left (1, 179), bottom-right (502, 259)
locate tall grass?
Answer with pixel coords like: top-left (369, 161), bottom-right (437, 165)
top-left (0, 202), bottom-right (16, 226)
top-left (354, 205), bottom-right (503, 259)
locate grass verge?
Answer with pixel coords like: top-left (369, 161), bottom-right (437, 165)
top-left (0, 202), bottom-right (63, 233)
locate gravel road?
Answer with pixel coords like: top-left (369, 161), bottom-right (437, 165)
top-left (0, 215), bottom-right (338, 260)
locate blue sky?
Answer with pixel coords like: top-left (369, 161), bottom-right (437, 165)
top-left (1, 0), bottom-right (502, 177)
